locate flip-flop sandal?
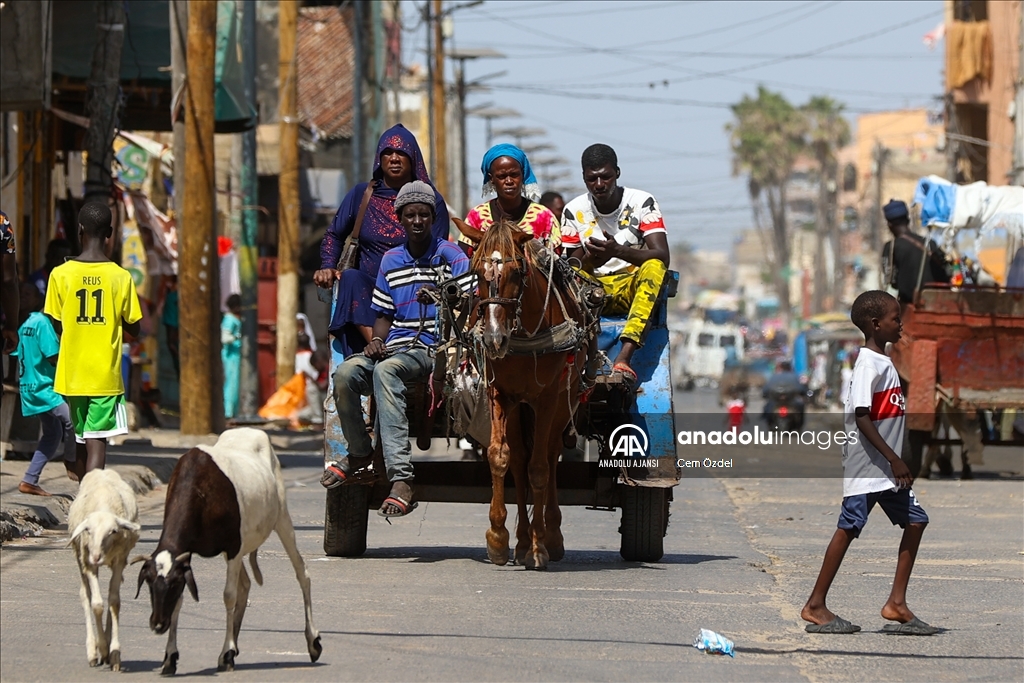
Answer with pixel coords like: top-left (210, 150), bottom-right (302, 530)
top-left (378, 495), bottom-right (419, 518)
top-left (881, 617), bottom-right (940, 635)
top-left (805, 616), bottom-right (862, 634)
top-left (319, 464), bottom-right (350, 489)
top-left (611, 362), bottom-right (638, 388)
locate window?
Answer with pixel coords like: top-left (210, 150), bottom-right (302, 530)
top-left (842, 163), bottom-right (857, 192)
top-left (698, 333), bottom-right (715, 347)
top-left (719, 335), bottom-right (736, 348)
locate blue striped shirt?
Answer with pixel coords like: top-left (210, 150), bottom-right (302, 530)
top-left (371, 239), bottom-right (474, 348)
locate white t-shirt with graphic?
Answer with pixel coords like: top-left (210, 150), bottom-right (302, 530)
top-left (842, 347), bottom-right (906, 497)
top-left (560, 188), bottom-right (666, 276)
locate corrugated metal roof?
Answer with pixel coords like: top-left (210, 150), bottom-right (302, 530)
top-left (297, 6), bottom-right (354, 140)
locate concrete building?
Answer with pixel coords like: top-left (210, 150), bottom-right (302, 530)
top-left (944, 0), bottom-right (1022, 184)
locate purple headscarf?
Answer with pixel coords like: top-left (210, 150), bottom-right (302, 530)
top-left (372, 124), bottom-right (432, 186)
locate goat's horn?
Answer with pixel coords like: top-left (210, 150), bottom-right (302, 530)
top-left (129, 554), bottom-right (152, 565)
top-left (175, 552), bottom-right (192, 563)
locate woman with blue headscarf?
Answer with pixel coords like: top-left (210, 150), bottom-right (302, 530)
top-left (456, 143), bottom-right (561, 251)
top-left (316, 124), bottom-right (450, 355)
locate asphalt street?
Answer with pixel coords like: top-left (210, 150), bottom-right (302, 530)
top-left (1, 389), bottom-right (1022, 682)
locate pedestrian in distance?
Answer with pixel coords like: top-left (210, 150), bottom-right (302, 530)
top-left (13, 282), bottom-right (83, 494)
top-left (1, 210), bottom-right (20, 354)
top-left (43, 202), bottom-right (142, 473)
top-left (221, 293), bottom-right (243, 420)
top-left (801, 290), bottom-right (939, 636)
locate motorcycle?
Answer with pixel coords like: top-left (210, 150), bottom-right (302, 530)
top-left (765, 387), bottom-right (805, 431)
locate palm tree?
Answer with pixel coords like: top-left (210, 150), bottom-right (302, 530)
top-left (727, 86), bottom-right (807, 328)
top-left (802, 96), bottom-right (851, 313)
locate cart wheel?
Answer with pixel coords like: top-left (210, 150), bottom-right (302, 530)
top-left (619, 486), bottom-right (668, 562)
top-left (323, 484), bottom-right (370, 557)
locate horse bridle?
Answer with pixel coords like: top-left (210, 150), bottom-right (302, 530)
top-left (476, 251), bottom-right (529, 333)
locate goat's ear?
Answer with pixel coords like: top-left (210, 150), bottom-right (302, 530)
top-left (116, 517), bottom-right (141, 533)
top-left (68, 520), bottom-right (89, 546)
top-left (129, 553), bottom-right (151, 565)
top-left (183, 566), bottom-right (199, 602)
top-left (453, 217), bottom-right (483, 244)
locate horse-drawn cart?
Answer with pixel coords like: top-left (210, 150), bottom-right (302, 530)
top-left (320, 269), bottom-right (681, 564)
top-left (892, 285), bottom-right (1024, 475)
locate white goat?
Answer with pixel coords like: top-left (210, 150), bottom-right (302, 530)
top-left (67, 469), bottom-right (141, 671)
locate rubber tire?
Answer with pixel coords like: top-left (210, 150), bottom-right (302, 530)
top-left (323, 484), bottom-right (370, 557)
top-left (619, 486), bottom-right (668, 562)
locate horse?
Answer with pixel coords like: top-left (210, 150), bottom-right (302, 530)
top-left (454, 217), bottom-right (587, 570)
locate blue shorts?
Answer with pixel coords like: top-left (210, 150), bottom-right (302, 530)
top-left (838, 489), bottom-right (929, 538)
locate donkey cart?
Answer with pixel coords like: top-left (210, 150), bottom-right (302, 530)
top-left (321, 268), bottom-right (681, 564)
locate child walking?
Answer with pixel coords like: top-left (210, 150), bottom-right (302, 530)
top-left (44, 202), bottom-right (142, 472)
top-left (221, 294), bottom-right (243, 420)
top-left (801, 290), bottom-right (938, 636)
top-left (14, 283), bottom-right (81, 495)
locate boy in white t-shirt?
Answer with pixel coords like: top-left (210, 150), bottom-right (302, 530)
top-left (801, 290), bottom-right (938, 636)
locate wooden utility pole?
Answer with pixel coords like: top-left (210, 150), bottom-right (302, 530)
top-left (432, 0), bottom-right (448, 196)
top-left (276, 0), bottom-right (299, 387)
top-left (179, 0), bottom-right (219, 435)
top-left (83, 0), bottom-right (126, 201)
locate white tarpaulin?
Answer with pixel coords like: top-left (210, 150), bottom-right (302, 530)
top-left (950, 182), bottom-right (1024, 236)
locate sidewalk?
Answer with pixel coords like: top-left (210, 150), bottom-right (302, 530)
top-left (0, 427), bottom-right (323, 542)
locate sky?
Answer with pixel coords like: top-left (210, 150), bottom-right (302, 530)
top-left (400, 0), bottom-right (945, 252)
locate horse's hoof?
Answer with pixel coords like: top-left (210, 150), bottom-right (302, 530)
top-left (523, 553), bottom-right (549, 570)
top-left (217, 649), bottom-right (236, 672)
top-left (160, 652), bottom-right (178, 677)
top-left (487, 546), bottom-right (510, 565)
top-left (549, 545), bottom-right (565, 562)
top-left (309, 634), bottom-right (323, 662)
top-left (109, 650), bottom-right (121, 672)
top-left (89, 657), bottom-right (103, 668)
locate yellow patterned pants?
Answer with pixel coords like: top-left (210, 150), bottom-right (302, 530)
top-left (587, 259), bottom-right (667, 346)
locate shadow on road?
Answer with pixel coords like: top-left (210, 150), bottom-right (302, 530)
top-left (345, 545), bottom-right (737, 570)
top-left (739, 646), bottom-right (1022, 661)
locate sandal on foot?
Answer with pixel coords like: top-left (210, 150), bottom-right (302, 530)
top-left (613, 362), bottom-right (638, 386)
top-left (320, 464), bottom-right (350, 489)
top-left (378, 482), bottom-right (418, 518)
top-left (18, 482), bottom-right (52, 497)
top-left (805, 616), bottom-right (861, 634)
top-left (378, 496), bottom-right (418, 517)
top-left (881, 617), bottom-right (939, 635)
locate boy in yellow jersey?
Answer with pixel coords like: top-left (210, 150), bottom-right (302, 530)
top-left (44, 202), bottom-right (142, 472)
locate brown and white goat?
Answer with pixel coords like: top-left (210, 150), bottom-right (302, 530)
top-left (133, 428), bottom-right (321, 675)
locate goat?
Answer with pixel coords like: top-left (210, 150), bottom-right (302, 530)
top-left (133, 428), bottom-right (321, 675)
top-left (67, 469), bottom-right (141, 671)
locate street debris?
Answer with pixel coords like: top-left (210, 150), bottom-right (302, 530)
top-left (693, 628), bottom-right (735, 657)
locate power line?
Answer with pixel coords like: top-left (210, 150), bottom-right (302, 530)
top-left (459, 0), bottom-right (695, 22)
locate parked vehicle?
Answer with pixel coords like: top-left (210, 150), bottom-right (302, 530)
top-left (675, 319), bottom-right (744, 390)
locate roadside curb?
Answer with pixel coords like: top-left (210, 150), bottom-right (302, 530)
top-left (0, 462), bottom-right (168, 544)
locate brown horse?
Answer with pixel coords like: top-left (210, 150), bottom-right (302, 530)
top-left (455, 217), bottom-right (586, 570)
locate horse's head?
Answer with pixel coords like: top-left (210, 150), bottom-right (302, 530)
top-left (455, 217), bottom-right (532, 359)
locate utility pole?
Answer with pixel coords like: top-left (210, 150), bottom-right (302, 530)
top-left (1012, 5), bottom-right (1024, 185)
top-left (277, 0), bottom-right (299, 387)
top-left (238, 0), bottom-right (259, 418)
top-left (425, 1), bottom-right (434, 176)
top-left (352, 1), bottom-right (365, 183)
top-left (180, 0), bottom-right (219, 435)
top-left (432, 0), bottom-right (448, 197)
top-left (83, 0), bottom-right (126, 201)
top-left (871, 141), bottom-right (889, 252)
top-left (370, 0), bottom-right (386, 148)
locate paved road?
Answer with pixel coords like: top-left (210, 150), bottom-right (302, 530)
top-left (2, 390), bottom-right (1021, 682)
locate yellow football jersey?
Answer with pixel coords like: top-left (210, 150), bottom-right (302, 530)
top-left (44, 260), bottom-right (142, 396)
